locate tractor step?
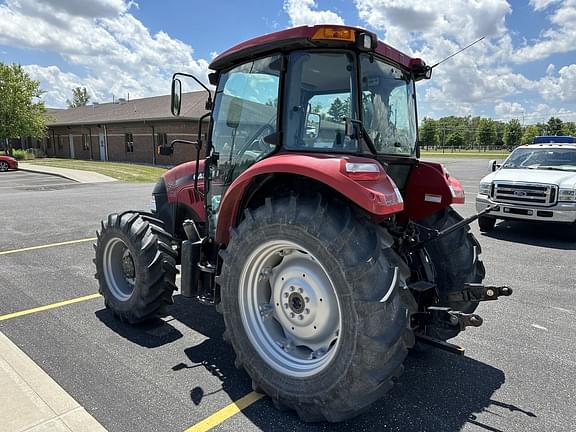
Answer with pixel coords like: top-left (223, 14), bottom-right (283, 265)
top-left (415, 334), bottom-right (465, 356)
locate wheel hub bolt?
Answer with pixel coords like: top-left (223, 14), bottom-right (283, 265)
top-left (298, 315), bottom-right (303, 320)
top-left (289, 286), bottom-right (295, 292)
top-left (284, 303), bottom-right (289, 309)
top-left (305, 297), bottom-right (309, 303)
top-left (284, 292), bottom-right (289, 298)
top-left (305, 308), bottom-right (310, 314)
top-left (298, 287), bottom-right (303, 293)
top-left (290, 312), bottom-right (295, 318)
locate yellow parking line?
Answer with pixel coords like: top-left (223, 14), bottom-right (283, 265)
top-left (0, 237), bottom-right (97, 256)
top-left (0, 293), bottom-right (102, 322)
top-left (184, 391), bottom-right (265, 432)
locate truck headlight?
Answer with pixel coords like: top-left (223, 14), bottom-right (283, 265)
top-left (479, 182), bottom-right (491, 196)
top-left (559, 188), bottom-right (576, 202)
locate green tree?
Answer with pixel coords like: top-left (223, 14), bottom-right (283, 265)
top-left (503, 119), bottom-right (523, 149)
top-left (562, 122), bottom-right (576, 136)
top-left (446, 131), bottom-right (464, 148)
top-left (67, 86), bottom-right (90, 108)
top-left (546, 116), bottom-right (563, 135)
top-left (419, 118), bottom-right (438, 148)
top-left (521, 125), bottom-right (540, 145)
top-left (476, 118), bottom-right (495, 148)
top-left (327, 97), bottom-right (349, 122)
top-left (0, 63), bottom-right (47, 153)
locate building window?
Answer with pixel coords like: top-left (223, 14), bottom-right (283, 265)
top-left (82, 134), bottom-right (90, 151)
top-left (125, 133), bottom-right (134, 152)
top-left (157, 132), bottom-right (168, 147)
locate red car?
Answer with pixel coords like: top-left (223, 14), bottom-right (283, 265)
top-left (0, 155), bottom-right (18, 172)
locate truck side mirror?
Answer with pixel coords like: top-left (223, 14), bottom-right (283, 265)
top-left (171, 78), bottom-right (182, 116)
top-left (305, 112), bottom-right (321, 139)
top-left (488, 159), bottom-right (500, 172)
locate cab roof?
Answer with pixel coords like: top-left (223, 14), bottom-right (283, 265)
top-left (209, 25), bottom-right (424, 72)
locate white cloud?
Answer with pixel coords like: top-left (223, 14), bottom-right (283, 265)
top-left (529, 0), bottom-right (561, 11)
top-left (284, 0), bottom-right (344, 26)
top-left (539, 64), bottom-right (576, 102)
top-left (0, 0), bottom-right (209, 107)
top-left (514, 0), bottom-right (576, 62)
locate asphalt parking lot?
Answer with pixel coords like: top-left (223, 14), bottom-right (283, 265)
top-left (1, 162), bottom-right (575, 432)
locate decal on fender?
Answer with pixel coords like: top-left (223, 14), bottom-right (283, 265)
top-left (424, 194), bottom-right (442, 203)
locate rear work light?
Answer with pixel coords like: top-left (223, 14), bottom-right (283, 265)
top-left (311, 26), bottom-right (356, 42)
top-left (342, 162), bottom-right (382, 181)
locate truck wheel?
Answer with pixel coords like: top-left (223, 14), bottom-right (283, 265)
top-left (478, 215), bottom-right (496, 232)
top-left (0, 161), bottom-right (8, 172)
top-left (94, 212), bottom-right (177, 323)
top-left (418, 208), bottom-right (486, 340)
top-left (218, 196), bottom-right (414, 422)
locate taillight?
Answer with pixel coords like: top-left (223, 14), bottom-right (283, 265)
top-left (341, 161), bottom-right (382, 181)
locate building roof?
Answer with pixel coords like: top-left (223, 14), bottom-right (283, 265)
top-left (46, 91), bottom-right (209, 127)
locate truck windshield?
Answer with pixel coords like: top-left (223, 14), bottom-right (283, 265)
top-left (502, 147), bottom-right (576, 171)
top-left (283, 51), bottom-right (417, 156)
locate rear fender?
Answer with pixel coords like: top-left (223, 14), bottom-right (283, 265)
top-left (215, 153), bottom-right (404, 244)
top-left (402, 161), bottom-right (465, 221)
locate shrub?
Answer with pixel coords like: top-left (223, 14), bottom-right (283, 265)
top-left (12, 149), bottom-right (36, 160)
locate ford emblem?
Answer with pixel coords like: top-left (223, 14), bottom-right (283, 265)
top-left (513, 191), bottom-right (527, 197)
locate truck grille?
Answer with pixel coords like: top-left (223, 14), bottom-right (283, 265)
top-left (491, 182), bottom-right (557, 207)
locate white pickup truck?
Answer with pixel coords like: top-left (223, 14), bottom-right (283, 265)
top-left (476, 136), bottom-right (576, 231)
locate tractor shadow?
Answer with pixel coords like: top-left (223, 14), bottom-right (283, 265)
top-left (482, 220), bottom-right (576, 250)
top-left (97, 295), bottom-right (531, 431)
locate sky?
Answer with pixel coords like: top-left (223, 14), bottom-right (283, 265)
top-left (0, 0), bottom-right (575, 123)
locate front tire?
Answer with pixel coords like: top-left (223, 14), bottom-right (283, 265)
top-left (478, 215), bottom-right (496, 232)
top-left (0, 161), bottom-right (8, 172)
top-left (94, 212), bottom-right (177, 323)
top-left (218, 197), bottom-right (414, 422)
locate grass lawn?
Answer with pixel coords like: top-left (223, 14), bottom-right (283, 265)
top-left (27, 158), bottom-right (168, 183)
top-left (421, 149), bottom-right (510, 159)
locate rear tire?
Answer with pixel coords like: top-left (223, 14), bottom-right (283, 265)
top-left (94, 212), bottom-right (177, 323)
top-left (0, 161), bottom-right (8, 172)
top-left (418, 208), bottom-right (486, 340)
top-left (218, 196), bottom-right (414, 422)
top-left (478, 215), bottom-right (496, 232)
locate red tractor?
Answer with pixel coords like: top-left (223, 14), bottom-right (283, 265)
top-left (94, 25), bottom-right (511, 422)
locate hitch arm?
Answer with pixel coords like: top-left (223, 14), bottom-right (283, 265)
top-left (411, 204), bottom-right (499, 251)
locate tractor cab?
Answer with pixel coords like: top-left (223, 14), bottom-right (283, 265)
top-left (170, 25), bottom-right (432, 236)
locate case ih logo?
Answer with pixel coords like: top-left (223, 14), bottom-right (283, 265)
top-left (513, 191), bottom-right (527, 197)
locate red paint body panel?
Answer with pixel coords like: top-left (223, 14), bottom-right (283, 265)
top-left (0, 155), bottom-right (18, 170)
top-left (210, 25), bottom-right (421, 71)
top-left (162, 160), bottom-right (206, 220)
top-left (402, 161), bottom-right (465, 221)
top-left (215, 153), bottom-right (404, 244)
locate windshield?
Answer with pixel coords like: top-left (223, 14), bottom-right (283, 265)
top-left (283, 51), bottom-right (359, 152)
top-left (502, 147), bottom-right (576, 171)
top-left (360, 54), bottom-right (417, 156)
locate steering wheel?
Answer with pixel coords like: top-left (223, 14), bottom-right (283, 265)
top-left (238, 124), bottom-right (276, 156)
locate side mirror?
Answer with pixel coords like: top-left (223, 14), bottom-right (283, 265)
top-left (344, 117), bottom-right (355, 138)
top-left (305, 112), bottom-right (321, 139)
top-left (171, 78), bottom-right (182, 116)
top-left (488, 159), bottom-right (500, 172)
top-left (226, 98), bottom-right (243, 129)
top-left (158, 146), bottom-right (174, 156)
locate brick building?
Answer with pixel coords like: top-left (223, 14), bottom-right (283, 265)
top-left (42, 91), bottom-right (209, 165)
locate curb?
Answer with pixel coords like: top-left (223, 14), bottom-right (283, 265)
top-left (18, 166), bottom-right (79, 183)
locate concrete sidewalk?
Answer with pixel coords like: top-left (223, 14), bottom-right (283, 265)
top-left (19, 163), bottom-right (117, 184)
top-left (0, 331), bottom-right (107, 432)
